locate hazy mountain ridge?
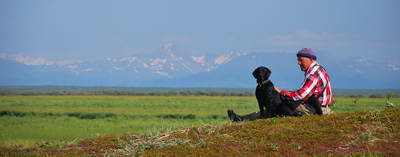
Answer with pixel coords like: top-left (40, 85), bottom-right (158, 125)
top-left (0, 46), bottom-right (249, 87)
top-left (0, 48), bottom-right (399, 88)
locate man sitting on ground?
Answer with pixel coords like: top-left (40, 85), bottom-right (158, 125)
top-left (275, 48), bottom-right (332, 115)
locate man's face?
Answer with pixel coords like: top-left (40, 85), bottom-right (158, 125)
top-left (297, 56), bottom-right (314, 71)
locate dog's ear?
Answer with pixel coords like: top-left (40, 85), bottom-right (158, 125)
top-left (264, 67), bottom-right (271, 80)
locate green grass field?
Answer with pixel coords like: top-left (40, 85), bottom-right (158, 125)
top-left (0, 95), bottom-right (399, 149)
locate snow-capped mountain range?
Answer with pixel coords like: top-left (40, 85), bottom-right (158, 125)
top-left (102, 44), bottom-right (240, 78)
top-left (0, 44), bottom-right (253, 87)
top-left (1, 45), bottom-right (399, 89)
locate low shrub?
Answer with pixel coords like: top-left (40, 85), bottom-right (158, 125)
top-left (156, 114), bottom-right (196, 119)
top-left (66, 112), bottom-right (117, 119)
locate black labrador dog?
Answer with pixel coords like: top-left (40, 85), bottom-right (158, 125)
top-left (252, 66), bottom-right (322, 118)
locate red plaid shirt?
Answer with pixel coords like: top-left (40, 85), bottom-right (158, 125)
top-left (281, 62), bottom-right (332, 106)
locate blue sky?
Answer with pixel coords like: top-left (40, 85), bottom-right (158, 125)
top-left (1, 0), bottom-right (400, 71)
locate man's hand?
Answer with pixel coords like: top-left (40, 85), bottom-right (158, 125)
top-left (274, 86), bottom-right (282, 93)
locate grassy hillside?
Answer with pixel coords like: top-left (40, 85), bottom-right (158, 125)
top-left (1, 108), bottom-right (399, 156)
top-left (1, 96), bottom-right (399, 149)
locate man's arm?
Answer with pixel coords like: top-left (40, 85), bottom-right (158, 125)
top-left (278, 74), bottom-right (319, 101)
top-left (274, 86), bottom-right (282, 93)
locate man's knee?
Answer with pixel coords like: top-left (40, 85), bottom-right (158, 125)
top-left (294, 103), bottom-right (318, 116)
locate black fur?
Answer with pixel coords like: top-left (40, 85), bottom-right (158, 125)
top-left (307, 95), bottom-right (323, 115)
top-left (252, 66), bottom-right (322, 117)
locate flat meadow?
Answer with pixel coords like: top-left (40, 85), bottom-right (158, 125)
top-left (0, 95), bottom-right (399, 148)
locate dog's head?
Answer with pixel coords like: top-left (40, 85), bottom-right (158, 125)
top-left (252, 66), bottom-right (271, 83)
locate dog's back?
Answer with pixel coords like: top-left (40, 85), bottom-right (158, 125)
top-left (307, 96), bottom-right (323, 115)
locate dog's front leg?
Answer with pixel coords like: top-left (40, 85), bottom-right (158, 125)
top-left (255, 85), bottom-right (267, 118)
top-left (256, 85), bottom-right (272, 118)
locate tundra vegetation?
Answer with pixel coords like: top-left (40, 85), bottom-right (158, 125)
top-left (0, 94), bottom-right (399, 156)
